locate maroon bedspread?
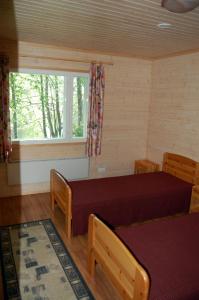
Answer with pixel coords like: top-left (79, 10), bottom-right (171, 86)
top-left (69, 172), bottom-right (192, 235)
top-left (116, 213), bottom-right (199, 300)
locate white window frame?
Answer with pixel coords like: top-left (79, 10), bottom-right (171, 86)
top-left (10, 68), bottom-right (89, 145)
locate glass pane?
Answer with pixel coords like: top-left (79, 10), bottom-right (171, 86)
top-left (9, 72), bottom-right (64, 140)
top-left (72, 76), bottom-right (88, 138)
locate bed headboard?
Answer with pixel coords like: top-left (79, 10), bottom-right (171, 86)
top-left (163, 152), bottom-right (199, 185)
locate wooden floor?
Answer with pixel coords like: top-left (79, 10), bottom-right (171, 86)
top-left (0, 193), bottom-right (122, 300)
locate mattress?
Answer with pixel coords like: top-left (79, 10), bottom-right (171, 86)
top-left (69, 171), bottom-right (192, 235)
top-left (116, 213), bottom-right (199, 300)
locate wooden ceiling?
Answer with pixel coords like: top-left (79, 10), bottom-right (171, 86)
top-left (1, 0), bottom-right (199, 59)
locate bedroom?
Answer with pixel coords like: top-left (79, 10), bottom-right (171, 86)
top-left (0, 0), bottom-right (199, 299)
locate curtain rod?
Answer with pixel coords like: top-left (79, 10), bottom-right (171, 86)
top-left (18, 65), bottom-right (89, 73)
top-left (20, 55), bottom-right (114, 66)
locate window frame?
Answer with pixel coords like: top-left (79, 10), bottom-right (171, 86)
top-left (9, 68), bottom-right (89, 145)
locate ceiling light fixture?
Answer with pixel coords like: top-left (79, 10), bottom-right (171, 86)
top-left (158, 22), bottom-right (172, 28)
top-left (162, 0), bottom-right (199, 13)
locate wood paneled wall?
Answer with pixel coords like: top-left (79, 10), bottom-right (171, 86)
top-left (2, 40), bottom-right (199, 197)
top-left (0, 40), bottom-right (151, 197)
top-left (147, 52), bottom-right (199, 166)
top-left (90, 56), bottom-right (151, 178)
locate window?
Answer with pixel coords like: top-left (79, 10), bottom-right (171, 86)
top-left (9, 69), bottom-right (89, 143)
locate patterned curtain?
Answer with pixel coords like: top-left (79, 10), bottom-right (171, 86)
top-left (0, 54), bottom-right (11, 162)
top-left (86, 63), bottom-right (105, 157)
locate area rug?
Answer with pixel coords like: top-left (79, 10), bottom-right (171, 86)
top-left (0, 219), bottom-right (95, 300)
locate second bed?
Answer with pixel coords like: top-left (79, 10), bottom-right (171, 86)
top-left (51, 152), bottom-right (199, 238)
top-left (88, 212), bottom-right (199, 300)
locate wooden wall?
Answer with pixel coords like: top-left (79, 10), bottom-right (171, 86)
top-left (147, 52), bottom-right (199, 166)
top-left (0, 40), bottom-right (151, 197)
top-left (2, 40), bottom-right (199, 198)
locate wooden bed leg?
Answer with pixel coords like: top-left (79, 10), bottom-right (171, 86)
top-left (66, 216), bottom-right (71, 240)
top-left (50, 169), bottom-right (55, 211)
top-left (66, 197), bottom-right (72, 239)
top-left (51, 193), bottom-right (55, 211)
top-left (88, 214), bottom-right (96, 277)
top-left (88, 249), bottom-right (96, 277)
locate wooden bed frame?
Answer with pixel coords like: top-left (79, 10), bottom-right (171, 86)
top-left (51, 152), bottom-right (199, 239)
top-left (50, 169), bottom-right (72, 238)
top-left (163, 152), bottom-right (199, 185)
top-left (88, 214), bottom-right (149, 300)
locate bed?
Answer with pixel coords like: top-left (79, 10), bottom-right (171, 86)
top-left (88, 213), bottom-right (199, 300)
top-left (51, 152), bottom-right (199, 238)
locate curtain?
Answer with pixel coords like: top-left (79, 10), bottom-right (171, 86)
top-left (86, 63), bottom-right (105, 157)
top-left (0, 54), bottom-right (11, 162)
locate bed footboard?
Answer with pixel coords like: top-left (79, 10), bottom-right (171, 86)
top-left (88, 214), bottom-right (149, 300)
top-left (50, 169), bottom-right (72, 239)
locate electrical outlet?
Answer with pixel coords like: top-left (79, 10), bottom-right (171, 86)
top-left (97, 167), bottom-right (106, 173)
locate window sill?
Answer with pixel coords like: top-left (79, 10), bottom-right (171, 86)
top-left (12, 139), bottom-right (87, 146)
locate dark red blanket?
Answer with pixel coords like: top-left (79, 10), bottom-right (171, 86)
top-left (116, 213), bottom-right (199, 300)
top-left (69, 172), bottom-right (192, 235)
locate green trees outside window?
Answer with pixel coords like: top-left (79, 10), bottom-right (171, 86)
top-left (9, 71), bottom-right (88, 141)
